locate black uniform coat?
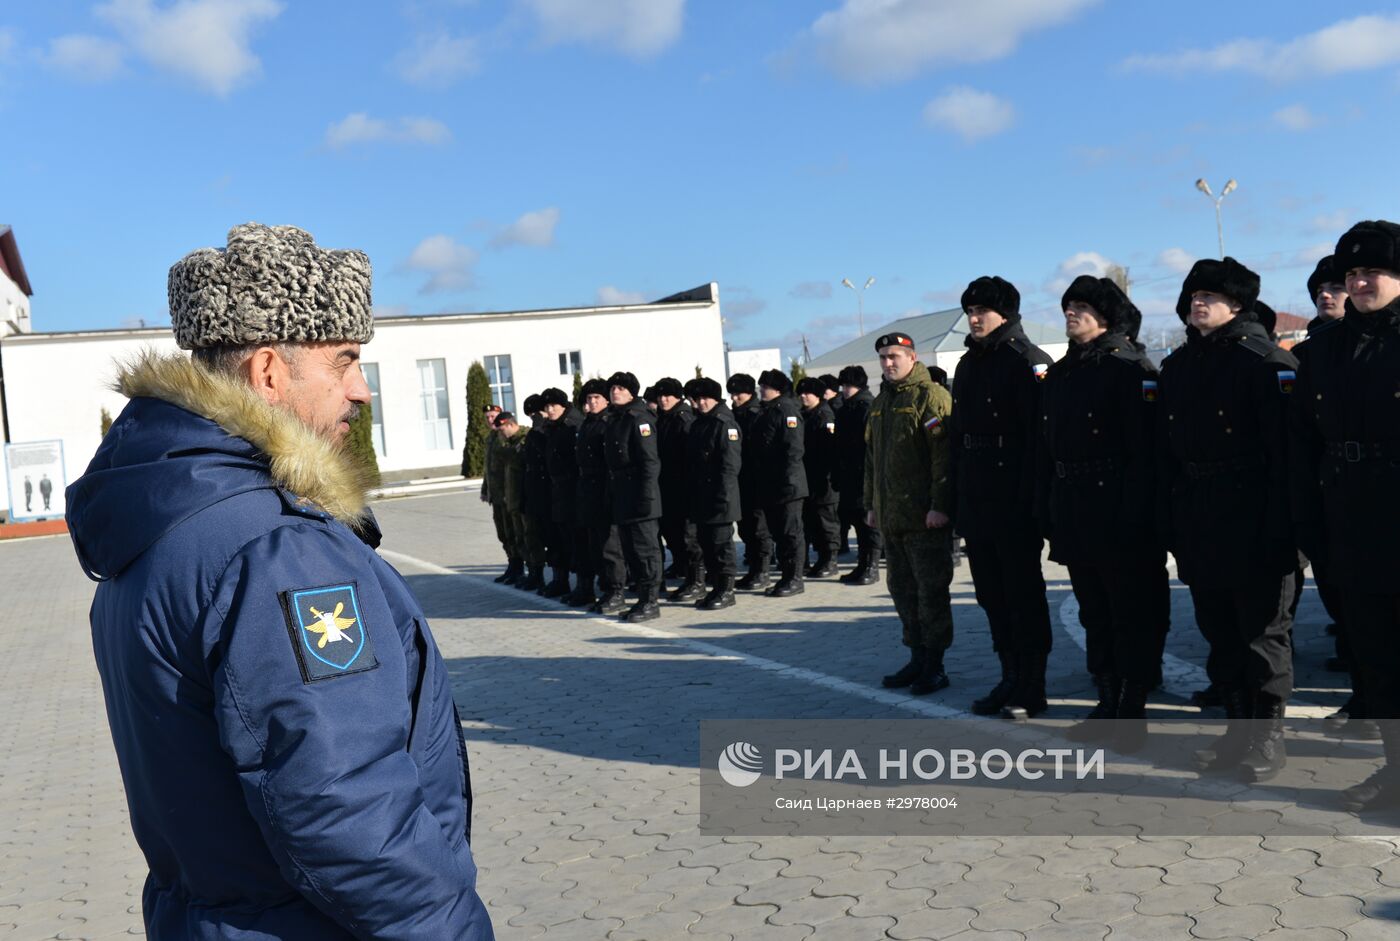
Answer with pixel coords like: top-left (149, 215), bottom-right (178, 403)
top-left (523, 422), bottom-right (552, 518)
top-left (546, 406), bottom-right (584, 524)
top-left (751, 395), bottom-right (809, 505)
top-left (801, 400), bottom-right (839, 505)
top-left (685, 403), bottom-right (742, 524)
top-left (733, 398), bottom-right (764, 513)
top-left (657, 400), bottom-right (694, 520)
top-left (1157, 318), bottom-right (1297, 588)
top-left (574, 410), bottom-right (612, 527)
top-left (949, 321), bottom-right (1053, 541)
top-left (1037, 331), bottom-right (1160, 566)
top-left (1290, 298), bottom-right (1400, 587)
top-left (834, 388), bottom-right (874, 515)
top-left (604, 398), bottom-right (662, 524)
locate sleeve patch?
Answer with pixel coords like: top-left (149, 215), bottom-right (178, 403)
top-left (825, 422), bottom-right (836, 433)
top-left (923, 415), bottom-right (943, 429)
top-left (1277, 370), bottom-right (1296, 394)
top-left (638, 422), bottom-right (652, 437)
top-left (1033, 363), bottom-right (1049, 382)
top-left (727, 427), bottom-right (740, 441)
top-left (1142, 379), bottom-right (1159, 402)
top-left (786, 415), bottom-right (799, 428)
top-left (280, 583), bottom-right (379, 683)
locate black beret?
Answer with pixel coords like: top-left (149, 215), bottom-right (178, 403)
top-left (686, 376), bottom-right (723, 400)
top-left (1061, 275), bottom-right (1141, 339)
top-left (523, 394), bottom-right (542, 413)
top-left (652, 376), bottom-right (685, 398)
top-left (838, 364), bottom-right (868, 388)
top-left (874, 332), bottom-right (915, 352)
top-left (1254, 300), bottom-right (1277, 335)
top-left (606, 371), bottom-right (640, 396)
top-left (482, 402), bottom-right (500, 413)
top-left (757, 368), bottom-right (792, 395)
top-left (795, 377), bottom-right (827, 397)
top-left (582, 378), bottom-right (609, 398)
top-left (539, 387), bottom-right (569, 407)
top-left (726, 373), bottom-right (756, 395)
top-left (1335, 220), bottom-right (1400, 275)
top-left (1181, 257), bottom-right (1260, 312)
top-left (494, 410), bottom-right (515, 425)
top-left (1307, 255), bottom-right (1342, 302)
top-left (961, 275), bottom-right (1021, 321)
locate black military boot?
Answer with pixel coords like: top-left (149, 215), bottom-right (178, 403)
top-left (806, 554), bottom-right (838, 579)
top-left (735, 566), bottom-right (770, 591)
top-left (1113, 679), bottom-right (1152, 754)
top-left (494, 560), bottom-right (517, 584)
top-left (1238, 694), bottom-right (1287, 783)
top-left (623, 588), bottom-right (660, 623)
top-left (1194, 686), bottom-right (1252, 772)
top-left (1342, 722), bottom-right (1400, 813)
top-left (517, 565), bottom-right (545, 592)
top-left (970, 651), bottom-right (1017, 716)
top-left (766, 569), bottom-right (804, 597)
top-left (668, 572), bottom-right (705, 603)
top-left (851, 548), bottom-right (880, 585)
top-left (594, 589), bottom-right (628, 616)
top-left (1067, 674), bottom-right (1121, 742)
top-left (1001, 651), bottom-right (1048, 722)
top-left (838, 548), bottom-right (867, 584)
top-left (882, 645), bottom-right (927, 689)
top-left (540, 570), bottom-right (571, 598)
top-left (699, 576), bottom-right (736, 610)
top-left (564, 577), bottom-right (596, 608)
top-left (910, 648), bottom-right (950, 696)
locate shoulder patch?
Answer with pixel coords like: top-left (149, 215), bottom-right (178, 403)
top-left (786, 415), bottom-right (799, 428)
top-left (639, 422), bottom-right (652, 437)
top-left (825, 421), bottom-right (836, 433)
top-left (1277, 369), bottom-right (1296, 394)
top-left (280, 583), bottom-right (379, 683)
top-left (923, 414), bottom-right (943, 429)
top-left (1142, 379), bottom-right (1158, 402)
top-left (1033, 363), bottom-right (1049, 382)
top-left (727, 427), bottom-right (740, 441)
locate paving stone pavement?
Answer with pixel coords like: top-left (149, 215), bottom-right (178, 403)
top-left (3, 488), bottom-right (1399, 939)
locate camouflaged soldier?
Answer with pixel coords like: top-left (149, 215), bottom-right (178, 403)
top-left (497, 411), bottom-right (540, 581)
top-left (865, 331), bottom-right (956, 696)
top-left (481, 403), bottom-right (522, 585)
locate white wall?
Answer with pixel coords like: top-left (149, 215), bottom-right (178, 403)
top-left (0, 273), bottom-right (30, 337)
top-left (0, 294), bottom-right (726, 482)
top-left (725, 347), bottom-right (781, 379)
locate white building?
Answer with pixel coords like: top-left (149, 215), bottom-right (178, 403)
top-left (0, 283), bottom-right (726, 484)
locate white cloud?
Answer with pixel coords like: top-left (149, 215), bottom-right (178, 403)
top-left (325, 113), bottom-right (452, 149)
top-left (521, 0), bottom-right (684, 58)
top-left (801, 0), bottom-right (1098, 85)
top-left (1045, 251), bottom-right (1117, 295)
top-left (96, 0), bottom-right (283, 96)
top-left (396, 31), bottom-right (480, 87)
top-left (922, 87), bottom-right (1015, 142)
top-left (1157, 247), bottom-right (1196, 274)
top-left (490, 207), bottom-right (560, 249)
top-left (1307, 209), bottom-right (1350, 235)
top-left (42, 34), bottom-right (126, 81)
top-left (791, 280), bottom-right (833, 300)
top-left (597, 286), bottom-right (647, 305)
top-left (1122, 14), bottom-right (1400, 82)
top-left (403, 235), bottom-right (478, 293)
top-left (1273, 104), bottom-right (1317, 131)
top-left (1293, 242), bottom-right (1332, 266)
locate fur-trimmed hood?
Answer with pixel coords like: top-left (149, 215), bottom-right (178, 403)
top-left (67, 350), bottom-right (373, 580)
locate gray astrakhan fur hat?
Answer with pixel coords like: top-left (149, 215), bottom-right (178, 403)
top-left (168, 222), bottom-right (373, 350)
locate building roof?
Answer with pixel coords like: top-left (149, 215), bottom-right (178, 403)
top-left (806, 308), bottom-right (1066, 374)
top-left (0, 226), bottom-right (33, 296)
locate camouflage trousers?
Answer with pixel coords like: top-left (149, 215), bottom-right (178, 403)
top-left (491, 502), bottom-right (510, 557)
top-left (884, 527), bottom-right (954, 653)
top-left (504, 509), bottom-right (545, 567)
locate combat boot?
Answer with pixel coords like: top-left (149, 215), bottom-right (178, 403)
top-left (882, 645), bottom-right (927, 689)
top-left (1342, 722), bottom-right (1400, 812)
top-left (517, 565), bottom-right (545, 592)
top-left (494, 559), bottom-right (518, 584)
top-left (669, 575), bottom-right (704, 603)
top-left (1001, 651), bottom-right (1048, 722)
top-left (971, 651), bottom-right (1017, 716)
top-left (839, 548), bottom-right (868, 584)
top-left (1067, 674), bottom-right (1120, 742)
top-left (540, 570), bottom-right (571, 598)
top-left (699, 576), bottom-right (736, 611)
top-left (806, 554), bottom-right (838, 579)
top-left (595, 589), bottom-right (628, 616)
top-left (1113, 678), bottom-right (1151, 754)
top-left (1238, 694), bottom-right (1287, 783)
top-left (735, 566), bottom-right (770, 591)
top-left (564, 577), bottom-right (596, 608)
top-left (766, 571), bottom-right (804, 597)
top-left (910, 648), bottom-right (950, 696)
top-left (1194, 686), bottom-right (1252, 772)
top-left (623, 589), bottom-right (660, 623)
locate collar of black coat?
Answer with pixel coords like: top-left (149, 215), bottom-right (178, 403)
top-left (1342, 295), bottom-right (1400, 335)
top-left (964, 319), bottom-right (1027, 352)
top-left (114, 350), bottom-right (374, 529)
top-left (1066, 330), bottom-right (1132, 361)
top-left (1184, 316), bottom-right (1268, 347)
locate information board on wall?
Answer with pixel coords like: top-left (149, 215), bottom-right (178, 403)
top-left (4, 440), bottom-right (67, 523)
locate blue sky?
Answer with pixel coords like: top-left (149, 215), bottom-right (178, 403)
top-left (3, 1), bottom-right (1396, 358)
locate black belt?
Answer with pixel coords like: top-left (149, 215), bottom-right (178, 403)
top-left (1325, 440), bottom-right (1400, 463)
top-left (1182, 455), bottom-right (1260, 479)
top-left (962, 434), bottom-right (1007, 450)
top-left (1055, 457), bottom-right (1120, 479)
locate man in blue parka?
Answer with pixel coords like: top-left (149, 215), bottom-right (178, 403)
top-left (65, 222), bottom-right (495, 940)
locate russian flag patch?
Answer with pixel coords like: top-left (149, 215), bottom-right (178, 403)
top-left (1033, 363), bottom-right (1049, 382)
top-left (1142, 380), bottom-right (1158, 402)
top-left (1277, 370), bottom-right (1296, 394)
top-left (924, 415), bottom-right (942, 429)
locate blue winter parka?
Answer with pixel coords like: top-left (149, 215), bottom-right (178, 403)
top-left (65, 352), bottom-right (494, 940)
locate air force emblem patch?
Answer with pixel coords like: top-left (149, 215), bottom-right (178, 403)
top-left (280, 583), bottom-right (379, 683)
top-left (727, 427), bottom-right (740, 441)
top-left (1277, 369), bottom-right (1296, 394)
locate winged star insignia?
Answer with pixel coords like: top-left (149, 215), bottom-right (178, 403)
top-left (280, 583), bottom-right (379, 682)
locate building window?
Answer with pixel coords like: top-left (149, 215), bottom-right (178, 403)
top-left (484, 354), bottom-right (515, 413)
top-left (362, 363), bottom-right (385, 457)
top-left (558, 350), bottom-right (582, 376)
top-left (417, 358), bottom-right (452, 450)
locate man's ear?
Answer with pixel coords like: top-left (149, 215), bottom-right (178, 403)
top-left (245, 346), bottom-right (289, 406)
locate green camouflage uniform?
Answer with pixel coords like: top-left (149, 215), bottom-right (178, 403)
top-left (483, 433), bottom-right (511, 556)
top-left (864, 361), bottom-right (956, 652)
top-left (501, 429), bottom-right (544, 567)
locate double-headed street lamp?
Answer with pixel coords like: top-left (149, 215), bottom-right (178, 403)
top-left (1195, 177), bottom-right (1237, 259)
top-left (841, 275), bottom-right (876, 336)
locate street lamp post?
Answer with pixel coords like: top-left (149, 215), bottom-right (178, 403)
top-left (1195, 178), bottom-right (1237, 259)
top-left (841, 275), bottom-right (876, 336)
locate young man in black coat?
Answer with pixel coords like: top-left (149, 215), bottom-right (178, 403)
top-left (1039, 276), bottom-right (1169, 752)
top-left (835, 365), bottom-right (881, 585)
top-left (519, 393), bottom-right (553, 592)
top-left (1159, 257), bottom-right (1297, 783)
top-left (576, 379), bottom-right (627, 613)
top-left (796, 377), bottom-right (841, 577)
top-left (541, 386), bottom-right (583, 599)
top-left (604, 372), bottom-right (664, 623)
top-left (752, 369), bottom-right (809, 597)
top-left (684, 377), bottom-right (743, 609)
top-left (1291, 221), bottom-right (1400, 810)
top-left (655, 377), bottom-right (704, 602)
top-left (951, 276), bottom-right (1055, 722)
top-left (729, 373), bottom-right (771, 589)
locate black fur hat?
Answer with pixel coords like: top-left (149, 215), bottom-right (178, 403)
top-left (539, 387), bottom-right (569, 407)
top-left (726, 373), bottom-right (756, 395)
top-left (1254, 300), bottom-right (1277, 335)
top-left (582, 378), bottom-right (609, 399)
top-left (1181, 257), bottom-right (1260, 312)
top-left (757, 368), bottom-right (792, 395)
top-left (795, 377), bottom-right (827, 398)
top-left (523, 393), bottom-right (542, 414)
top-left (1335, 220), bottom-right (1400, 274)
top-left (1307, 255), bottom-right (1342, 301)
top-left (652, 376), bottom-right (685, 399)
top-left (642, 385), bottom-right (659, 403)
top-left (606, 371), bottom-right (640, 396)
top-left (927, 364), bottom-right (949, 388)
top-left (685, 376), bottom-right (723, 400)
top-left (819, 373), bottom-right (840, 393)
top-left (1061, 275), bottom-right (1141, 340)
top-left (961, 275), bottom-right (1021, 321)
top-left (837, 364), bottom-right (868, 388)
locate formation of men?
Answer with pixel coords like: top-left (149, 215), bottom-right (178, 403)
top-left (477, 217), bottom-right (1400, 814)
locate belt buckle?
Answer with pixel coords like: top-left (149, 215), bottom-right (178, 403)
top-left (1344, 441), bottom-right (1362, 463)
top-left (1055, 461), bottom-right (1066, 478)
